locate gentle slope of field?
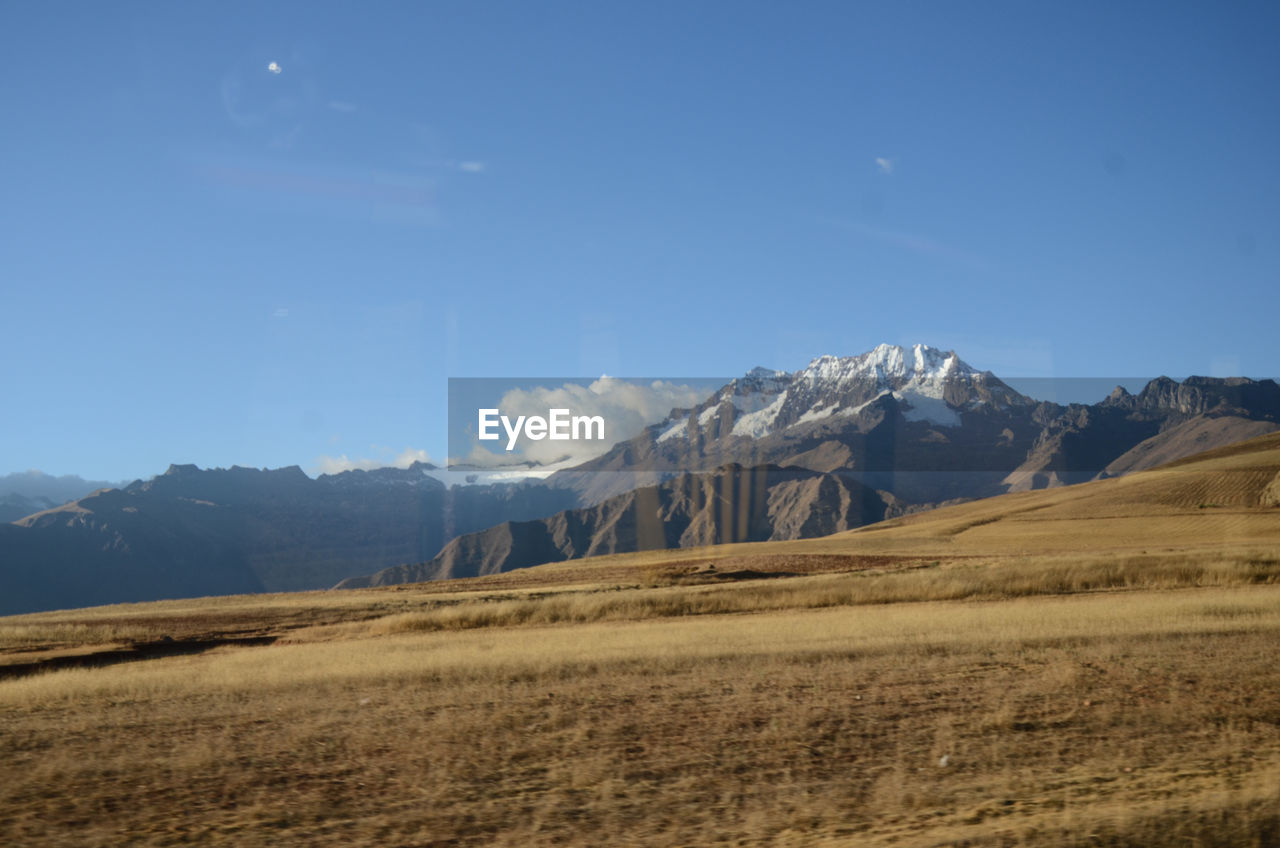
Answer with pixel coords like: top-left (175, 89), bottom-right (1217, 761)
top-left (1, 432), bottom-right (1278, 846)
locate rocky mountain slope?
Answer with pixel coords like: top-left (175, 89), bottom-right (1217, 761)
top-left (337, 464), bottom-right (898, 587)
top-left (342, 428), bottom-right (1280, 591)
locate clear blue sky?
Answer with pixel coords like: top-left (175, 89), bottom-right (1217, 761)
top-left (3, 1), bottom-right (1278, 481)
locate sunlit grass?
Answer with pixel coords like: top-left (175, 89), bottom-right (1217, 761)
top-left (2, 435), bottom-right (1278, 845)
top-left (3, 585), bottom-right (1280, 846)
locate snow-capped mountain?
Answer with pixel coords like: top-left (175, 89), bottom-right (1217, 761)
top-left (555, 343), bottom-right (1280, 506)
top-left (655, 343), bottom-right (1028, 444)
top-left (345, 347), bottom-right (1280, 591)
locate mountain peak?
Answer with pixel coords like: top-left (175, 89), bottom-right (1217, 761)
top-left (797, 344), bottom-right (974, 393)
top-left (862, 343), bottom-right (963, 376)
top-left (1105, 385), bottom-right (1133, 403)
top-left (744, 365), bottom-right (785, 380)
top-left (649, 343), bottom-right (1005, 445)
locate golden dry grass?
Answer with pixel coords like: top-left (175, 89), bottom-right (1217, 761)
top-left (2, 433), bottom-right (1279, 845)
top-left (3, 588), bottom-right (1280, 846)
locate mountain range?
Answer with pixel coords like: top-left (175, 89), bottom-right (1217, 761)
top-left (0, 464), bottom-right (577, 616)
top-left (3, 344), bottom-right (1278, 614)
top-left (337, 463), bottom-right (899, 588)
top-left (0, 471), bottom-right (125, 523)
top-left (546, 344), bottom-right (1280, 504)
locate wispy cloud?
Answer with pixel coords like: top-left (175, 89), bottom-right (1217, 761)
top-left (452, 378), bottom-right (711, 468)
top-left (458, 161), bottom-right (486, 173)
top-left (267, 61), bottom-right (282, 75)
top-left (875, 157), bottom-right (894, 175)
top-left (328, 100), bottom-right (356, 113)
top-left (312, 447), bottom-right (433, 475)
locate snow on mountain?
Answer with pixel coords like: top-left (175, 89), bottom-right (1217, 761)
top-left (656, 419), bottom-right (688, 443)
top-left (895, 392), bottom-right (961, 426)
top-left (796, 403), bottom-right (838, 424)
top-left (801, 343), bottom-right (963, 398)
top-left (658, 343), bottom-right (1010, 440)
top-left (730, 393), bottom-right (788, 437)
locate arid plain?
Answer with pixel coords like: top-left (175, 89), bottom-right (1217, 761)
top-left (3, 433), bottom-right (1279, 846)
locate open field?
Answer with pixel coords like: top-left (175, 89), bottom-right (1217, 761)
top-left (2, 433), bottom-right (1279, 845)
top-left (4, 586), bottom-right (1280, 846)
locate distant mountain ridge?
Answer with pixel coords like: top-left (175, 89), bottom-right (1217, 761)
top-left (0, 471), bottom-right (125, 523)
top-left (0, 462), bottom-right (578, 615)
top-left (0, 495), bottom-right (60, 525)
top-left (4, 344), bottom-right (1279, 613)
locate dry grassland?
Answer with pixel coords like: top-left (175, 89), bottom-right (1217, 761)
top-left (2, 434), bottom-right (1279, 845)
top-left (3, 577), bottom-right (1280, 846)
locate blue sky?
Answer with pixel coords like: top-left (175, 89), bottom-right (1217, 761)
top-left (3, 1), bottom-right (1278, 481)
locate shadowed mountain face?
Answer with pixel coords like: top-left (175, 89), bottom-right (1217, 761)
top-left (0, 463), bottom-right (579, 616)
top-left (337, 464), bottom-right (898, 588)
top-left (0, 471), bottom-right (127, 523)
top-left (0, 494), bottom-right (60, 524)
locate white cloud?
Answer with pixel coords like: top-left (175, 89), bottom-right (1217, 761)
top-left (458, 161), bottom-right (486, 173)
top-left (312, 447), bottom-right (433, 476)
top-left (328, 100), bottom-right (356, 113)
top-left (272, 307), bottom-right (289, 318)
top-left (267, 61), bottom-right (282, 74)
top-left (455, 378), bottom-right (711, 468)
top-left (450, 445), bottom-right (582, 476)
top-left (875, 157), bottom-right (894, 175)
top-left (392, 447), bottom-right (433, 466)
top-left (313, 454), bottom-right (379, 474)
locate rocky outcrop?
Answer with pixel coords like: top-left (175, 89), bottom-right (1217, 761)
top-left (337, 464), bottom-right (896, 588)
